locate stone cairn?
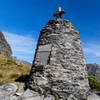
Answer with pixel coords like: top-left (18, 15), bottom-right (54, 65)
top-left (28, 7), bottom-right (90, 100)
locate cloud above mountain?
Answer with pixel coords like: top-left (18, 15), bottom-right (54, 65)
top-left (2, 31), bottom-right (100, 64)
top-left (3, 31), bottom-right (37, 63)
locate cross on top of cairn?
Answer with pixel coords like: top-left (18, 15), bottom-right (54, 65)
top-left (53, 7), bottom-right (66, 19)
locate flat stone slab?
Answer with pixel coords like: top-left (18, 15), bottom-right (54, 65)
top-left (19, 89), bottom-right (55, 100)
top-left (88, 92), bottom-right (100, 100)
top-left (0, 83), bottom-right (24, 100)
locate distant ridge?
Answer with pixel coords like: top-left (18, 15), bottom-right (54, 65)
top-left (12, 56), bottom-right (32, 67)
top-left (86, 63), bottom-right (100, 80)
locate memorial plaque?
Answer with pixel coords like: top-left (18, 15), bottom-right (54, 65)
top-left (36, 44), bottom-right (51, 65)
top-left (37, 51), bottom-right (50, 65)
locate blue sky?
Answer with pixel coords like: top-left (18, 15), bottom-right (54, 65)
top-left (0, 0), bottom-right (100, 64)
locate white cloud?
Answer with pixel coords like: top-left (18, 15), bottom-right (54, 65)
top-left (83, 43), bottom-right (100, 57)
top-left (3, 31), bottom-right (37, 63)
top-left (2, 31), bottom-right (100, 64)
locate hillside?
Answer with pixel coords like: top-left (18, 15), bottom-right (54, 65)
top-left (0, 54), bottom-right (31, 84)
top-left (0, 31), bottom-right (12, 57)
top-left (12, 56), bottom-right (32, 67)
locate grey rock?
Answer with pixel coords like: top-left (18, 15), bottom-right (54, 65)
top-left (67, 94), bottom-right (77, 100)
top-left (1, 83), bottom-right (18, 96)
top-left (19, 89), bottom-right (39, 98)
top-left (10, 96), bottom-right (18, 100)
top-left (0, 83), bottom-right (18, 100)
top-left (28, 8), bottom-right (90, 100)
top-left (19, 89), bottom-right (55, 100)
top-left (0, 31), bottom-right (12, 57)
top-left (87, 92), bottom-right (100, 100)
top-left (0, 89), bottom-right (10, 100)
top-left (86, 64), bottom-right (100, 80)
top-left (0, 86), bottom-right (55, 100)
top-left (86, 64), bottom-right (97, 76)
top-left (0, 83), bottom-right (23, 100)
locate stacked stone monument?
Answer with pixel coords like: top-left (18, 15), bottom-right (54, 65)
top-left (28, 7), bottom-right (90, 100)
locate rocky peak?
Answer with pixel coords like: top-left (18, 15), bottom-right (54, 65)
top-left (0, 31), bottom-right (12, 58)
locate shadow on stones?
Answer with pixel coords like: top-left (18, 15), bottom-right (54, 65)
top-left (15, 75), bottom-right (29, 90)
top-left (95, 92), bottom-right (100, 96)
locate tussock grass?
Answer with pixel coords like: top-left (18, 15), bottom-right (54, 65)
top-left (0, 54), bottom-right (31, 84)
top-left (88, 76), bottom-right (100, 91)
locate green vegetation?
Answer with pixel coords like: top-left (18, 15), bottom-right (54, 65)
top-left (0, 54), bottom-right (31, 84)
top-left (88, 76), bottom-right (100, 91)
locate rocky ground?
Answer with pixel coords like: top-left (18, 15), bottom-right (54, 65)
top-left (0, 83), bottom-right (99, 100)
top-left (0, 83), bottom-right (54, 100)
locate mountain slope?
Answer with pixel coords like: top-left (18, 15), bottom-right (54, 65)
top-left (12, 56), bottom-right (32, 67)
top-left (0, 54), bottom-right (31, 84)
